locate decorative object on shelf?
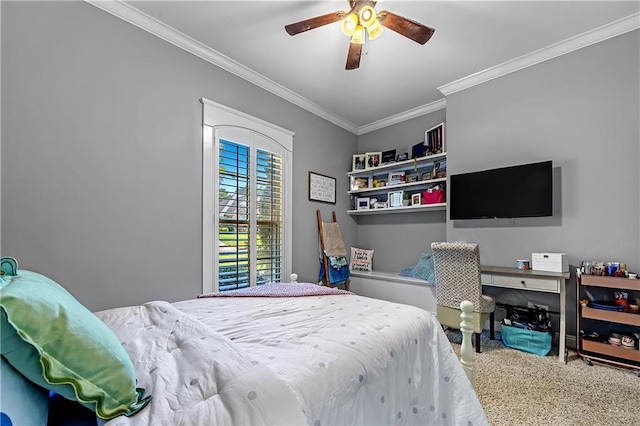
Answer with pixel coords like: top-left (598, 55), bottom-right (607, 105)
top-left (387, 171), bottom-right (405, 185)
top-left (388, 190), bottom-right (403, 208)
top-left (397, 152), bottom-right (409, 162)
top-left (349, 247), bottom-right (374, 272)
top-left (381, 149), bottom-right (396, 165)
top-left (420, 170), bottom-right (433, 181)
top-left (356, 197), bottom-right (370, 210)
top-left (405, 173), bottom-right (419, 183)
top-left (411, 141), bottom-right (425, 159)
top-left (516, 259), bottom-right (530, 270)
top-left (350, 175), bottom-right (371, 191)
top-left (373, 201), bottom-right (387, 209)
top-left (423, 184), bottom-right (445, 204)
top-left (425, 123), bottom-right (445, 155)
top-left (411, 193), bottom-right (421, 206)
top-left (308, 171), bottom-right (336, 204)
top-left (352, 154), bottom-right (366, 171)
top-left (365, 152), bottom-right (381, 169)
top-left (402, 192), bottom-right (411, 207)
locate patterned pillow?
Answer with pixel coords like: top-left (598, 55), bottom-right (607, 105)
top-left (350, 247), bottom-right (374, 271)
top-left (0, 356), bottom-right (49, 426)
top-left (0, 270), bottom-right (152, 420)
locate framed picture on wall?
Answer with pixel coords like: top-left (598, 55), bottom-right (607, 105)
top-left (308, 171), bottom-right (336, 204)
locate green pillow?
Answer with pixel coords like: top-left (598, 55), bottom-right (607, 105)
top-left (0, 270), bottom-right (151, 420)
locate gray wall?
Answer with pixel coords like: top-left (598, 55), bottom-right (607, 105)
top-left (355, 110), bottom-right (448, 271)
top-left (445, 31), bottom-right (639, 333)
top-left (1, 2), bottom-right (356, 311)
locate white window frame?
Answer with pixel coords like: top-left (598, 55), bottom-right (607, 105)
top-left (201, 98), bottom-right (294, 294)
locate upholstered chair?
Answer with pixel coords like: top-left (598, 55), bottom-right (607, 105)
top-left (431, 242), bottom-right (495, 353)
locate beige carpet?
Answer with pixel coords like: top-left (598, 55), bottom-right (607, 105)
top-left (448, 332), bottom-right (640, 426)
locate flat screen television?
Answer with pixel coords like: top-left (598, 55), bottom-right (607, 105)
top-left (449, 160), bottom-right (553, 220)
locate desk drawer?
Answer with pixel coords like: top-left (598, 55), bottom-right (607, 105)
top-left (492, 275), bottom-right (559, 293)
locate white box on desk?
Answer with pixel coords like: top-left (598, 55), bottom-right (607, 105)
top-left (531, 253), bottom-right (568, 273)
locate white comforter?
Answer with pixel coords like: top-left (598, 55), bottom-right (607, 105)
top-left (97, 293), bottom-right (488, 425)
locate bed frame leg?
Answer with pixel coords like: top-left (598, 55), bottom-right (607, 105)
top-left (459, 301), bottom-right (476, 389)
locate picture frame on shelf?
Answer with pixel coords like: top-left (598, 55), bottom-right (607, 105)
top-left (411, 193), bottom-right (421, 206)
top-left (405, 173), bottom-right (419, 183)
top-left (381, 149), bottom-right (396, 165)
top-left (425, 122), bottom-right (445, 155)
top-left (434, 159), bottom-right (447, 178)
top-left (356, 197), bottom-right (370, 210)
top-left (365, 152), bottom-right (382, 169)
top-left (350, 175), bottom-right (372, 191)
top-left (388, 190), bottom-right (403, 208)
top-left (420, 170), bottom-right (433, 181)
top-left (397, 152), bottom-right (409, 162)
top-left (411, 141), bottom-right (425, 159)
top-left (387, 171), bottom-right (405, 185)
top-left (352, 154), bottom-right (366, 171)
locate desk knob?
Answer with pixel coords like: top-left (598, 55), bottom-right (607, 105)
top-left (521, 280), bottom-right (526, 285)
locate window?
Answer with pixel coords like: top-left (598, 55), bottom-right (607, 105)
top-left (202, 99), bottom-right (293, 293)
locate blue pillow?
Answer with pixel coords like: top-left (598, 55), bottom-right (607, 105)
top-left (399, 252), bottom-right (436, 284)
top-left (0, 356), bottom-right (49, 426)
top-left (0, 270), bottom-right (151, 420)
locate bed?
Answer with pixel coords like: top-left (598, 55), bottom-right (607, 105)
top-left (95, 282), bottom-right (487, 425)
top-left (1, 265), bottom-right (486, 425)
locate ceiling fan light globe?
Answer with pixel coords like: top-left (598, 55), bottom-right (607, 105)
top-left (340, 13), bottom-right (358, 36)
top-left (351, 25), bottom-right (365, 44)
top-left (359, 6), bottom-right (377, 28)
top-left (367, 20), bottom-right (383, 40)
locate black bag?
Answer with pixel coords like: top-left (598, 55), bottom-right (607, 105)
top-left (499, 303), bottom-right (555, 336)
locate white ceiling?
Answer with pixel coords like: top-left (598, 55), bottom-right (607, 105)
top-left (103, 1), bottom-right (639, 133)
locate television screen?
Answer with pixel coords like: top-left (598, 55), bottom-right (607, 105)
top-left (449, 161), bottom-right (553, 220)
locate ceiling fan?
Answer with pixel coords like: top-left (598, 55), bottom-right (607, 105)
top-left (284, 0), bottom-right (434, 70)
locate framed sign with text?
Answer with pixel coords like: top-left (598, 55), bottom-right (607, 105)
top-left (308, 171), bottom-right (336, 204)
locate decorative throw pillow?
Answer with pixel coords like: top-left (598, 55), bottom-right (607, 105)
top-left (399, 252), bottom-right (436, 284)
top-left (0, 270), bottom-right (151, 420)
top-left (0, 356), bottom-right (49, 426)
top-left (350, 247), bottom-right (374, 271)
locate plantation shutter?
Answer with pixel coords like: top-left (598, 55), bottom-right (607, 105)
top-left (201, 98), bottom-right (293, 294)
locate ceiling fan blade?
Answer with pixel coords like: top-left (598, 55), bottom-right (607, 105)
top-left (285, 11), bottom-right (345, 36)
top-left (377, 10), bottom-right (435, 45)
top-left (345, 42), bottom-right (362, 70)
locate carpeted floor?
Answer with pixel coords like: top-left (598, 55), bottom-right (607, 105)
top-left (447, 331), bottom-right (640, 426)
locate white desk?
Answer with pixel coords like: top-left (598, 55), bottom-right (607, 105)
top-left (481, 266), bottom-right (570, 364)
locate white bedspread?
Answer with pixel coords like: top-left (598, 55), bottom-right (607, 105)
top-left (96, 301), bottom-right (307, 425)
top-left (97, 293), bottom-right (488, 425)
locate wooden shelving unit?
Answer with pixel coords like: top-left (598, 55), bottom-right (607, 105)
top-left (577, 273), bottom-right (640, 374)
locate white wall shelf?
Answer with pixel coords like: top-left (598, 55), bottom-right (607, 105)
top-left (348, 202), bottom-right (446, 216)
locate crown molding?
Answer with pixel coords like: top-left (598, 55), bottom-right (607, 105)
top-left (86, 2), bottom-right (638, 135)
top-left (439, 12), bottom-right (640, 97)
top-left (357, 98), bottom-right (446, 135)
top-left (85, 0), bottom-right (360, 134)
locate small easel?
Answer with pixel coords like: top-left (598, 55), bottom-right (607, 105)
top-left (317, 210), bottom-right (349, 291)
